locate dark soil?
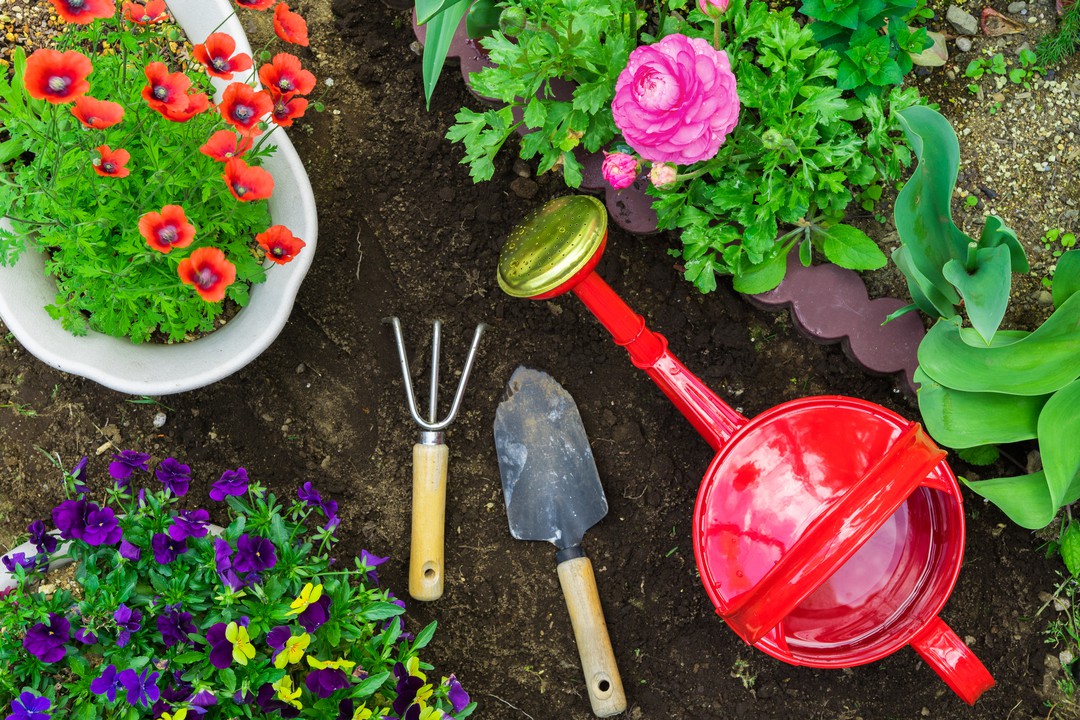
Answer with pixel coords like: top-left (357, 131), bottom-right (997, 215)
top-left (0, 1), bottom-right (1075, 719)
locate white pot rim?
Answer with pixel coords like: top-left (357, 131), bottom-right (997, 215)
top-left (0, 0), bottom-right (318, 396)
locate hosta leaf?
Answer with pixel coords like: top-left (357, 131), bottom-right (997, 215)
top-left (1038, 380), bottom-right (1080, 508)
top-left (941, 244), bottom-right (1012, 345)
top-left (1052, 249), bottom-right (1080, 309)
top-left (915, 368), bottom-right (1045, 448)
top-left (962, 471), bottom-right (1055, 530)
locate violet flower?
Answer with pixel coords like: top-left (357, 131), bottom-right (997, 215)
top-left (6, 691), bottom-right (50, 720)
top-left (119, 666), bottom-right (160, 707)
top-left (298, 594), bottom-right (332, 633)
top-left (167, 509), bottom-right (210, 541)
top-left (52, 499), bottom-right (90, 540)
top-left (298, 481), bottom-right (322, 507)
top-left (28, 520), bottom-right (58, 554)
top-left (157, 604), bottom-right (197, 647)
top-left (256, 683), bottom-right (301, 718)
top-left (119, 539), bottom-right (142, 561)
top-left (445, 674), bottom-right (470, 712)
top-left (69, 456), bottom-right (89, 495)
top-left (190, 690), bottom-right (217, 714)
top-left (360, 549), bottom-right (389, 585)
top-left (151, 533), bottom-right (188, 564)
top-left (205, 623), bottom-right (233, 669)
top-left (2, 552), bottom-right (39, 573)
top-left (90, 664), bottom-right (123, 702)
top-left (23, 614), bottom-right (69, 663)
top-left (155, 457), bottom-right (191, 497)
top-left (209, 467), bottom-right (249, 501)
top-left (392, 662), bottom-right (424, 716)
top-left (305, 668), bottom-right (349, 699)
top-left (161, 670), bottom-right (193, 702)
top-left (266, 625), bottom-right (290, 664)
top-left (233, 533), bottom-right (277, 574)
top-left (109, 450), bottom-right (151, 481)
top-left (114, 603), bottom-right (142, 648)
top-left (75, 627), bottom-right (98, 644)
top-left (83, 506), bottom-right (122, 546)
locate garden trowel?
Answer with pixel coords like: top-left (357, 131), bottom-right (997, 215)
top-left (493, 366), bottom-right (627, 717)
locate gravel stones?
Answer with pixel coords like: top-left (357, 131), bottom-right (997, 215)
top-left (947, 5), bottom-right (979, 35)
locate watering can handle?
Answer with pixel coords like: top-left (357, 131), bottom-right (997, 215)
top-left (572, 272), bottom-right (746, 450)
top-left (910, 615), bottom-right (995, 705)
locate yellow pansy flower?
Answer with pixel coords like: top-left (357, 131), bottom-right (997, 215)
top-left (160, 710), bottom-right (188, 720)
top-left (406, 655), bottom-right (427, 682)
top-left (306, 655), bottom-right (356, 671)
top-left (273, 675), bottom-right (303, 710)
top-left (351, 705), bottom-right (374, 720)
top-left (274, 632), bottom-right (311, 669)
top-left (225, 621), bottom-right (256, 666)
top-left (286, 582), bottom-right (323, 616)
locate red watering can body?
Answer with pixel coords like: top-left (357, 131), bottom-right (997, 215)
top-left (498, 196), bottom-right (995, 705)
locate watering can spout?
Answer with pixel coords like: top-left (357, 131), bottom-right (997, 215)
top-left (497, 195), bottom-right (746, 450)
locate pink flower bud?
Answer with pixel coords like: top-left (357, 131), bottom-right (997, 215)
top-left (698, 0), bottom-right (730, 17)
top-left (601, 152), bottom-right (640, 190)
top-left (649, 163), bottom-right (678, 189)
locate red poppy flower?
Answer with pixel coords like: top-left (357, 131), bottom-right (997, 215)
top-left (218, 82), bottom-right (273, 136)
top-left (222, 157), bottom-right (274, 202)
top-left (270, 95), bottom-right (308, 127)
top-left (121, 0), bottom-right (167, 24)
top-left (23, 49), bottom-right (93, 104)
top-left (199, 130), bottom-right (253, 162)
top-left (49, 0), bottom-right (115, 24)
top-left (160, 91), bottom-right (211, 122)
top-left (142, 62), bottom-right (192, 114)
top-left (256, 225), bottom-right (306, 265)
top-left (258, 54), bottom-right (316, 99)
top-left (71, 95), bottom-right (124, 128)
top-left (273, 3), bottom-right (309, 46)
top-left (192, 33), bottom-right (253, 81)
top-left (235, 0), bottom-right (275, 9)
top-left (178, 247), bottom-right (237, 303)
top-left (92, 145), bottom-right (130, 178)
top-left (138, 205), bottom-right (196, 253)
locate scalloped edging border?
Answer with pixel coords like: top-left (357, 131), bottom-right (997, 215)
top-left (418, 17), bottom-right (922, 395)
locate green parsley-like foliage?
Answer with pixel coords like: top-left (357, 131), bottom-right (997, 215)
top-left (0, 453), bottom-right (475, 719)
top-left (0, 15), bottom-right (278, 344)
top-left (651, 2), bottom-right (921, 293)
top-left (446, 0), bottom-right (645, 188)
top-left (1037, 0), bottom-right (1080, 67)
top-left (798, 0), bottom-right (932, 99)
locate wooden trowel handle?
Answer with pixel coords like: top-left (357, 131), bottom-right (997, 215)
top-left (557, 555), bottom-right (627, 717)
top-left (409, 442), bottom-right (448, 601)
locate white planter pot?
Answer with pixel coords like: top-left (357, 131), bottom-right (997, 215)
top-left (0, 0), bottom-right (318, 396)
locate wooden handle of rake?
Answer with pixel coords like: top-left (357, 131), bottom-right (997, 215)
top-left (409, 441), bottom-right (448, 601)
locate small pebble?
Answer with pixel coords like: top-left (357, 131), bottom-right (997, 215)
top-left (296, 363), bottom-right (306, 374)
top-left (1038, 290), bottom-right (1054, 305)
top-left (1007, 1), bottom-right (1027, 13)
top-left (152, 411), bottom-right (167, 428)
top-left (955, 36), bottom-right (972, 52)
top-left (510, 177), bottom-right (538, 199)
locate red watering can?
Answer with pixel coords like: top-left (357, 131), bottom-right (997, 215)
top-left (497, 196), bottom-right (995, 705)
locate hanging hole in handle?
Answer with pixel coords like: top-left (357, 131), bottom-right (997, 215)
top-left (423, 562), bottom-right (439, 582)
top-left (593, 675), bottom-right (613, 698)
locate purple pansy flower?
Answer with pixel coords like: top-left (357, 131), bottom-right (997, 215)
top-left (233, 534), bottom-right (277, 574)
top-left (28, 520), bottom-right (58, 554)
top-left (90, 664), bottom-right (123, 702)
top-left (360, 549), bottom-right (389, 585)
top-left (114, 604), bottom-right (142, 648)
top-left (445, 674), bottom-right (470, 712)
top-left (155, 457), bottom-right (191, 497)
top-left (205, 623), bottom-right (233, 669)
top-left (298, 482), bottom-right (322, 507)
top-left (119, 539), bottom-right (142, 561)
top-left (306, 668), bottom-right (349, 699)
top-left (2, 552), bottom-right (39, 573)
top-left (256, 683), bottom-right (301, 718)
top-left (190, 690), bottom-right (217, 714)
top-left (23, 613), bottom-right (69, 663)
top-left (119, 667), bottom-right (160, 707)
top-left (6, 691), bottom-right (50, 720)
top-left (151, 533), bottom-right (187, 565)
top-left (52, 499), bottom-right (90, 540)
top-left (168, 509), bottom-right (210, 541)
top-left (83, 506), bottom-right (122, 546)
top-left (69, 456), bottom-right (89, 495)
top-left (109, 450), bottom-right (151, 481)
top-left (392, 662), bottom-right (425, 715)
top-left (298, 594), bottom-right (332, 633)
top-left (75, 627), bottom-right (98, 644)
top-left (157, 604), bottom-right (197, 647)
top-left (209, 467), bottom-right (249, 502)
top-left (161, 670), bottom-right (193, 703)
top-left (266, 625), bottom-right (290, 664)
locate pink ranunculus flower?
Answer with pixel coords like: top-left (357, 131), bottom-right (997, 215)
top-left (611, 34), bottom-right (740, 165)
top-left (601, 151), bottom-right (640, 190)
top-left (649, 162), bottom-right (678, 188)
top-left (698, 0), bottom-right (730, 17)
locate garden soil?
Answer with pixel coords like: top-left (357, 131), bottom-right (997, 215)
top-left (1, 1), bottom-right (1079, 719)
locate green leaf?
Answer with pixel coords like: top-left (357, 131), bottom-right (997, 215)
top-left (412, 620), bottom-right (437, 650)
top-left (816, 223), bottom-right (887, 270)
top-left (956, 445), bottom-right (1000, 466)
top-left (359, 601), bottom-right (406, 621)
top-left (1039, 380), bottom-right (1080, 508)
top-left (1062, 521), bottom-right (1080, 577)
top-left (420, 0), bottom-right (471, 109)
top-left (979, 214), bottom-right (1028, 272)
top-left (917, 292), bottom-right (1080, 396)
top-left (915, 367), bottom-right (1046, 448)
top-left (1052, 249), bottom-right (1080, 308)
top-left (220, 667), bottom-right (237, 692)
top-left (962, 471), bottom-right (1056, 529)
top-left (941, 244), bottom-right (1012, 344)
top-left (417, 0), bottom-right (467, 25)
top-left (354, 670), bottom-right (392, 697)
top-left (733, 244), bottom-right (791, 294)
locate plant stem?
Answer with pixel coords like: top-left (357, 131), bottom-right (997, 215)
top-left (965, 241), bottom-right (979, 273)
